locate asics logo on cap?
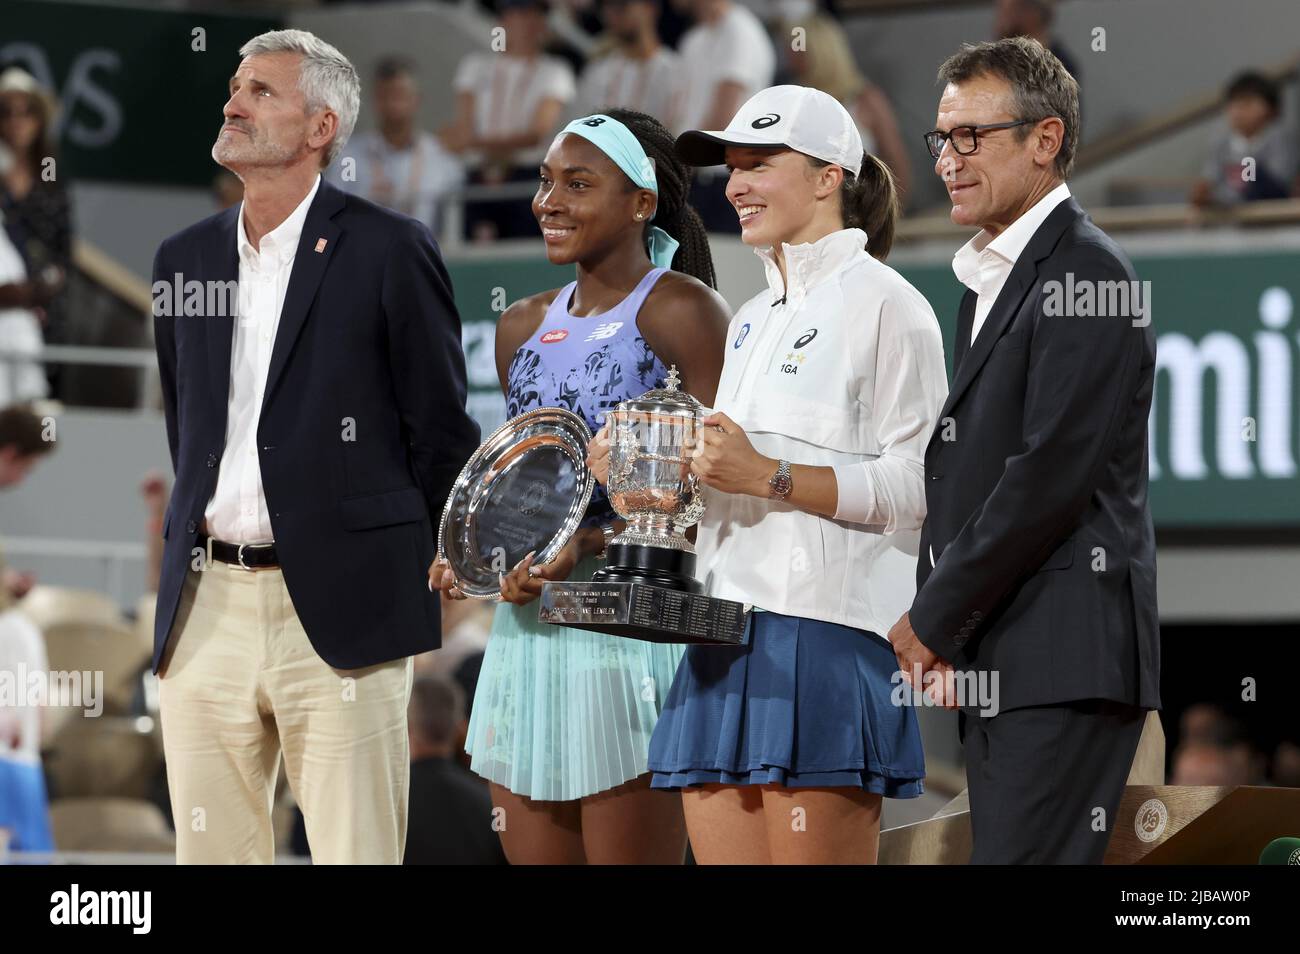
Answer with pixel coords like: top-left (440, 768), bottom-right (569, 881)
top-left (751, 113), bottom-right (781, 129)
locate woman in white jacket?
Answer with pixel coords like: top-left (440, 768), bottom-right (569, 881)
top-left (618, 86), bottom-right (949, 863)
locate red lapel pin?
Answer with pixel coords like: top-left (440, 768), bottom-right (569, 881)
top-left (314, 238), bottom-right (327, 253)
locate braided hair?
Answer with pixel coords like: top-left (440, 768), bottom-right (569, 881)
top-left (602, 107), bottom-right (718, 290)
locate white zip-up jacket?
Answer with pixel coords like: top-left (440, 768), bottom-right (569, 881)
top-left (696, 227), bottom-right (949, 639)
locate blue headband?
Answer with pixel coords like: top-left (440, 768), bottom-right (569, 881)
top-left (560, 114), bottom-right (681, 270)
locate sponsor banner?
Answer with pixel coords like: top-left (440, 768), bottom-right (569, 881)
top-left (447, 248), bottom-right (1300, 529)
top-left (5, 1), bottom-right (281, 185)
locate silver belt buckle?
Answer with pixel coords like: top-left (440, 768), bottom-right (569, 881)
top-left (236, 543), bottom-right (253, 570)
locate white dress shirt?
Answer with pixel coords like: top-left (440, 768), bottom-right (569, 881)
top-left (952, 181), bottom-right (1071, 345)
top-left (675, 3), bottom-right (776, 135)
top-left (204, 174), bottom-right (321, 544)
top-left (695, 227), bottom-right (949, 638)
top-left (330, 130), bottom-right (464, 230)
top-left (0, 223), bottom-right (48, 405)
top-left (452, 53), bottom-right (576, 166)
top-left (577, 47), bottom-right (684, 132)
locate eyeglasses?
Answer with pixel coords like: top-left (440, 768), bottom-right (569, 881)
top-left (923, 119), bottom-right (1036, 159)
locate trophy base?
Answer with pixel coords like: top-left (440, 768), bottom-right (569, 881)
top-left (539, 580), bottom-right (749, 645)
top-left (591, 542), bottom-right (702, 594)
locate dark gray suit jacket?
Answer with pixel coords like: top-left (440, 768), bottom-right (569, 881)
top-left (912, 197), bottom-right (1160, 713)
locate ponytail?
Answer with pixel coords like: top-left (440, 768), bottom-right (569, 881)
top-left (604, 106), bottom-right (718, 289)
top-left (809, 153), bottom-right (900, 261)
top-left (846, 154), bottom-right (899, 262)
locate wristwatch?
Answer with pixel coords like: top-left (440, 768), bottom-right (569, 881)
top-left (595, 523), bottom-right (617, 559)
top-left (768, 459), bottom-right (793, 500)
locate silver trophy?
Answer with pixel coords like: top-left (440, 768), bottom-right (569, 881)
top-left (438, 407), bottom-right (595, 599)
top-left (540, 367), bottom-right (749, 644)
top-left (595, 365), bottom-right (707, 592)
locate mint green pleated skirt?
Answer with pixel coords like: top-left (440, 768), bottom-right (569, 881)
top-left (464, 554), bottom-right (687, 801)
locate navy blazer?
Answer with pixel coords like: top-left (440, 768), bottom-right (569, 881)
top-left (912, 198), bottom-right (1160, 713)
top-left (151, 180), bottom-right (481, 672)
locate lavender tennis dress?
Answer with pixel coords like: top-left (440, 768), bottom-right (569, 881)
top-left (464, 267), bottom-right (688, 801)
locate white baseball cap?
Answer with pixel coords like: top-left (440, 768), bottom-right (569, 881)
top-left (675, 85), bottom-right (864, 177)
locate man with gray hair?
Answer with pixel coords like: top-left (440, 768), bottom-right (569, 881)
top-left (151, 29), bottom-right (480, 864)
top-left (889, 36), bottom-right (1159, 864)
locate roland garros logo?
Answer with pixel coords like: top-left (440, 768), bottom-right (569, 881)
top-left (1134, 798), bottom-right (1169, 843)
top-left (518, 480), bottom-right (549, 516)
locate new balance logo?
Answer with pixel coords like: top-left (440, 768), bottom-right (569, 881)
top-left (584, 322), bottom-right (623, 342)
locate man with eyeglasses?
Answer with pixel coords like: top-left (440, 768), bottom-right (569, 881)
top-left (887, 37), bottom-right (1160, 864)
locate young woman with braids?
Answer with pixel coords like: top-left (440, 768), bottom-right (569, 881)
top-left (429, 108), bottom-right (729, 864)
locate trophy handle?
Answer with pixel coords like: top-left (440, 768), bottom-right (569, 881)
top-left (677, 470), bottom-right (706, 529)
top-left (613, 421), bottom-right (638, 480)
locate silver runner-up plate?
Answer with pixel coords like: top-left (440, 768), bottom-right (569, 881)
top-left (437, 407), bottom-right (596, 600)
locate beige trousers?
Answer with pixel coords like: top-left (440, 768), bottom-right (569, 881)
top-left (158, 559), bottom-right (413, 864)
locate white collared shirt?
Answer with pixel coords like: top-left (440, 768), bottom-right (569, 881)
top-left (331, 130), bottom-right (464, 230)
top-left (204, 174), bottom-right (321, 544)
top-left (577, 47), bottom-right (684, 132)
top-left (952, 181), bottom-right (1071, 344)
top-left (695, 228), bottom-right (949, 639)
top-left (675, 3), bottom-right (776, 135)
top-left (0, 222), bottom-right (47, 405)
top-left (452, 52), bottom-right (576, 166)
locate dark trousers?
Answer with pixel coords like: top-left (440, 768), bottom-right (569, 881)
top-left (960, 699), bottom-right (1146, 864)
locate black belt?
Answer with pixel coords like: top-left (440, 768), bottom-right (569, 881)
top-left (198, 534), bottom-right (280, 569)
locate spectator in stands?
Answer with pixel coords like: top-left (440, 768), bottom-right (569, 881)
top-left (577, 0), bottom-right (683, 130)
top-left (771, 0), bottom-right (911, 202)
top-left (0, 405), bottom-right (45, 601)
top-left (542, 0), bottom-right (604, 77)
top-left (404, 673), bottom-right (507, 864)
top-left (0, 404), bottom-right (54, 609)
top-left (673, 0), bottom-right (776, 232)
top-left (416, 588), bottom-right (491, 685)
top-left (1171, 741), bottom-right (1262, 786)
top-left (0, 598), bottom-right (53, 855)
top-left (0, 219), bottom-right (49, 405)
top-left (330, 57), bottom-right (465, 234)
top-left (1271, 740), bottom-right (1300, 788)
top-left (444, 0), bottom-right (576, 240)
top-left (0, 68), bottom-right (70, 395)
top-left (0, 402), bottom-right (55, 855)
top-left (414, 584), bottom-right (492, 769)
top-left (994, 0), bottom-right (1079, 86)
top-left (1171, 704), bottom-right (1266, 786)
top-left (1190, 71), bottom-right (1299, 208)
top-left (1179, 701), bottom-right (1231, 744)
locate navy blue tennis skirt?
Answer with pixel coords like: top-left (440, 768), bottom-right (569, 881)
top-left (648, 609), bottom-right (926, 796)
